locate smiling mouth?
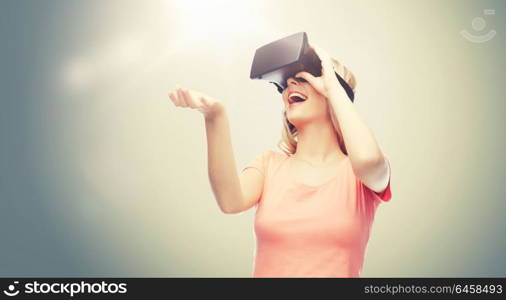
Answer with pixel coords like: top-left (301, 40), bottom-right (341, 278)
top-left (288, 91), bottom-right (307, 105)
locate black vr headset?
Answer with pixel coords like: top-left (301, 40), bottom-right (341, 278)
top-left (250, 32), bottom-right (354, 102)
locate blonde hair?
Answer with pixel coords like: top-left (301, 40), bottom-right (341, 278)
top-left (277, 58), bottom-right (357, 156)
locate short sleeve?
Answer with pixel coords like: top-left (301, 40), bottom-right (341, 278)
top-left (359, 156), bottom-right (392, 203)
top-left (241, 150), bottom-right (272, 177)
top-left (371, 177), bottom-right (391, 202)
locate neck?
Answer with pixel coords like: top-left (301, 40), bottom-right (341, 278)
top-left (293, 118), bottom-right (346, 164)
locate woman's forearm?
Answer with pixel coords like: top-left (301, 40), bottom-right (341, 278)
top-left (204, 108), bottom-right (244, 213)
top-left (327, 86), bottom-right (384, 168)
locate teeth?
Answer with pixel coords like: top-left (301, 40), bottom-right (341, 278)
top-left (290, 92), bottom-right (306, 99)
top-left (289, 92), bottom-right (307, 103)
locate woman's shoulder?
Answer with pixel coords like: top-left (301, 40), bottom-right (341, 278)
top-left (261, 149), bottom-right (291, 161)
top-left (251, 150), bottom-right (290, 170)
top-left (257, 150), bottom-right (290, 177)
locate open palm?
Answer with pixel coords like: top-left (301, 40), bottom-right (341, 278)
top-left (168, 87), bottom-right (224, 119)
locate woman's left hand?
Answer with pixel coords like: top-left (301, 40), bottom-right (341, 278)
top-left (294, 44), bottom-right (341, 99)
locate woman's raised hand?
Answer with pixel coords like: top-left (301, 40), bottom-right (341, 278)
top-left (168, 87), bottom-right (225, 119)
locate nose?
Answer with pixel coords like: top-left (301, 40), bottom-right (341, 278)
top-left (286, 77), bottom-right (299, 87)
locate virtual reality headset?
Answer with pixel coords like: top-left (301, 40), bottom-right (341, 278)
top-left (250, 32), bottom-right (355, 102)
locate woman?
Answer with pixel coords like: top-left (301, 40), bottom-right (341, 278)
top-left (168, 44), bottom-right (392, 278)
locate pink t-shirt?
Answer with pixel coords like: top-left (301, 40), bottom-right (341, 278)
top-left (241, 150), bottom-right (392, 278)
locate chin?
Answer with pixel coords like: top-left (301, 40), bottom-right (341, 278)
top-left (287, 114), bottom-right (311, 128)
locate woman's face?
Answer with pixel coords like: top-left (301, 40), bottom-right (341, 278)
top-left (282, 77), bottom-right (330, 129)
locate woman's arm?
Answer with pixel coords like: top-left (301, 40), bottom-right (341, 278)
top-left (169, 88), bottom-right (263, 213)
top-left (294, 45), bottom-right (390, 193)
top-left (326, 86), bottom-right (390, 193)
top-left (204, 108), bottom-right (263, 213)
